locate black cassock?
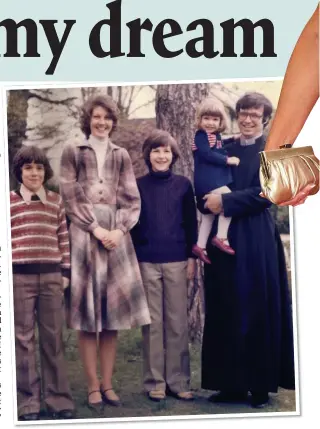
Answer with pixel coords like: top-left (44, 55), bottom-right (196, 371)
top-left (201, 136), bottom-right (295, 393)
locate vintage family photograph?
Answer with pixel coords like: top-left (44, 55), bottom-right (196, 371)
top-left (5, 80), bottom-right (297, 423)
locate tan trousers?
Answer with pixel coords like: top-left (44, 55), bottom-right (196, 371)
top-left (13, 272), bottom-right (74, 416)
top-left (140, 261), bottom-right (190, 393)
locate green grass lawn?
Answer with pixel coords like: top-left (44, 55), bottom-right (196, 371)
top-left (37, 327), bottom-right (296, 421)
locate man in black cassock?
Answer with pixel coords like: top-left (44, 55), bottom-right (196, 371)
top-left (201, 92), bottom-right (295, 408)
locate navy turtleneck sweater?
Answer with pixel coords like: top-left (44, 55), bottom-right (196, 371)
top-left (131, 169), bottom-right (198, 263)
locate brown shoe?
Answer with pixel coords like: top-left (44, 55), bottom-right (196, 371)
top-left (47, 409), bottom-right (75, 420)
top-left (18, 413), bottom-right (39, 421)
top-left (148, 390), bottom-right (166, 402)
top-left (192, 244), bottom-right (211, 264)
top-left (167, 389), bottom-right (194, 401)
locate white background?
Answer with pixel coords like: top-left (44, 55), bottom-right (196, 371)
top-left (0, 87), bottom-right (319, 429)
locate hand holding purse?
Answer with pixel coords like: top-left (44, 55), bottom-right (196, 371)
top-left (259, 144), bottom-right (320, 205)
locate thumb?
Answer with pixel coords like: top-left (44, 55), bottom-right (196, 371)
top-left (203, 194), bottom-right (209, 200)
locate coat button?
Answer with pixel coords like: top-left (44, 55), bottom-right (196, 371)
top-left (99, 190), bottom-right (103, 194)
top-left (99, 180), bottom-right (103, 183)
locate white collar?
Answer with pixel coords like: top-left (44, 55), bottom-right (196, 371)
top-left (20, 184), bottom-right (47, 205)
top-left (240, 133), bottom-right (263, 146)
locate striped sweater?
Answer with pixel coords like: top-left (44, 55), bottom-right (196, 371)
top-left (191, 130), bottom-right (222, 151)
top-left (10, 188), bottom-right (71, 276)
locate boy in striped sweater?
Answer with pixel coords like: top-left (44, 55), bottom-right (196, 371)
top-left (10, 146), bottom-right (74, 421)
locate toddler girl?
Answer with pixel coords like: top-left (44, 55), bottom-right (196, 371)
top-left (192, 98), bottom-right (240, 263)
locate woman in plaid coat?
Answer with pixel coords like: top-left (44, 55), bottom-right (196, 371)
top-left (60, 95), bottom-right (150, 409)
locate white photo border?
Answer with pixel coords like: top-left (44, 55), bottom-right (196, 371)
top-left (1, 77), bottom-right (311, 428)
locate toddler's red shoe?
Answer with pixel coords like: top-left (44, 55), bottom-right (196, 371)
top-left (192, 244), bottom-right (211, 264)
top-left (212, 237), bottom-right (235, 255)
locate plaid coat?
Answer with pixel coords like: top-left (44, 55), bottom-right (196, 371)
top-left (59, 139), bottom-right (151, 332)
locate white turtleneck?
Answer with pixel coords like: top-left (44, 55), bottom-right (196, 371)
top-left (89, 134), bottom-right (109, 177)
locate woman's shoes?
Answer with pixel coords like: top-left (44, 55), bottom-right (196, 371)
top-left (87, 387), bottom-right (121, 410)
top-left (87, 390), bottom-right (104, 412)
top-left (100, 386), bottom-right (121, 407)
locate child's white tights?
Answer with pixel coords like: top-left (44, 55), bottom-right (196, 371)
top-left (197, 186), bottom-right (232, 249)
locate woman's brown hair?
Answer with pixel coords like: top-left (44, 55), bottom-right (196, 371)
top-left (80, 95), bottom-right (120, 138)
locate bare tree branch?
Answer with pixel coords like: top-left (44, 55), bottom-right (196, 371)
top-left (129, 98), bottom-right (155, 117)
top-left (29, 92), bottom-right (77, 106)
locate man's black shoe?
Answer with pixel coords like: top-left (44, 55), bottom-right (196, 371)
top-left (251, 392), bottom-right (269, 408)
top-left (208, 391), bottom-right (248, 403)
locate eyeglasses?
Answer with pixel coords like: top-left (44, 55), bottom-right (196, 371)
top-left (238, 111), bottom-right (263, 121)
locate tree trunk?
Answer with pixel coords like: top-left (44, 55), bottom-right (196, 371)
top-left (156, 84), bottom-right (210, 181)
top-left (7, 90), bottom-right (30, 189)
top-left (155, 83), bottom-right (211, 343)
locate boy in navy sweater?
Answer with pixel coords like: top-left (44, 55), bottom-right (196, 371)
top-left (131, 130), bottom-right (197, 402)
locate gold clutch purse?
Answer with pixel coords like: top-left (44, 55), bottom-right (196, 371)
top-left (259, 144), bottom-right (320, 205)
